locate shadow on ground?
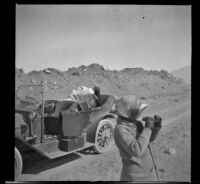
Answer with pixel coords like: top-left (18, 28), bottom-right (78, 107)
top-left (22, 150), bottom-right (88, 175)
top-left (77, 147), bottom-right (99, 155)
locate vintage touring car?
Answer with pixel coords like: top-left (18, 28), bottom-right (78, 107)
top-left (15, 83), bottom-right (116, 181)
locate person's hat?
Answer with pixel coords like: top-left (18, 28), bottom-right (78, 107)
top-left (116, 95), bottom-right (148, 119)
top-left (88, 88), bottom-right (94, 94)
top-left (138, 103), bottom-right (148, 114)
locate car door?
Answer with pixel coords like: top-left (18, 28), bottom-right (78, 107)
top-left (61, 110), bottom-right (91, 137)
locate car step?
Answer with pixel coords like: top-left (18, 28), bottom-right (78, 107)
top-left (34, 141), bottom-right (94, 159)
top-left (45, 142), bottom-right (94, 159)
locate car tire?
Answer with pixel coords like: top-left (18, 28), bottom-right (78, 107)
top-left (94, 118), bottom-right (115, 153)
top-left (15, 147), bottom-right (22, 181)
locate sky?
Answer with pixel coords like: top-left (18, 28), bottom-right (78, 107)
top-left (16, 5), bottom-right (191, 73)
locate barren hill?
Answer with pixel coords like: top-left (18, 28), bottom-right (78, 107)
top-left (16, 63), bottom-right (190, 100)
top-left (170, 66), bottom-right (191, 84)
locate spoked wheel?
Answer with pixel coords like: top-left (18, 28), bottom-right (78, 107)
top-left (15, 147), bottom-right (22, 181)
top-left (94, 118), bottom-right (115, 153)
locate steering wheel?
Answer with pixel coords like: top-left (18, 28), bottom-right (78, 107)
top-left (25, 96), bottom-right (40, 104)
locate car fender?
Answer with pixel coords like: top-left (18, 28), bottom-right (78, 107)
top-left (15, 136), bottom-right (49, 159)
top-left (86, 113), bottom-right (116, 143)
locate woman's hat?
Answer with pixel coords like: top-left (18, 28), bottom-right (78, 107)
top-left (116, 95), bottom-right (148, 119)
top-left (139, 103), bottom-right (148, 114)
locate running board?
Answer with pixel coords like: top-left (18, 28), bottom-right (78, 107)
top-left (34, 141), bottom-right (94, 159)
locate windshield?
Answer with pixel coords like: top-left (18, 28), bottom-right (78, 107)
top-left (16, 84), bottom-right (44, 107)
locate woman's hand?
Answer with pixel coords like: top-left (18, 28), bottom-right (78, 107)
top-left (142, 117), bottom-right (155, 130)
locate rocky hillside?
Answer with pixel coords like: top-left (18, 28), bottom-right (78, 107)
top-left (171, 66), bottom-right (191, 84)
top-left (16, 64), bottom-right (190, 100)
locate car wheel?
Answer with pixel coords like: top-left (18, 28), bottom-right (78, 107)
top-left (15, 147), bottom-right (22, 181)
top-left (94, 118), bottom-right (115, 153)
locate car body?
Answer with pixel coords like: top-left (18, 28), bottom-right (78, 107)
top-left (15, 83), bottom-right (116, 181)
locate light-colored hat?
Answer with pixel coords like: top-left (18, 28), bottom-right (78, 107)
top-left (88, 88), bottom-right (94, 94)
top-left (116, 95), bottom-right (148, 119)
top-left (139, 103), bottom-right (148, 114)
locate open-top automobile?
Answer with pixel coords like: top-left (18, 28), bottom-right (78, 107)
top-left (15, 82), bottom-right (116, 181)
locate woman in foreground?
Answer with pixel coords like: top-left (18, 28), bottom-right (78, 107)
top-left (114, 95), bottom-right (161, 181)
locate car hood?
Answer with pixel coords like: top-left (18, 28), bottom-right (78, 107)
top-left (15, 106), bottom-right (34, 113)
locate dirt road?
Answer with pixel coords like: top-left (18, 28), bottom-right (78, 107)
top-left (19, 94), bottom-right (191, 181)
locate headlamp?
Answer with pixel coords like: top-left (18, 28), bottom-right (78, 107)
top-left (29, 112), bottom-right (36, 121)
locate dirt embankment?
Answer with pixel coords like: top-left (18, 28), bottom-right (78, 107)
top-left (16, 64), bottom-right (190, 101)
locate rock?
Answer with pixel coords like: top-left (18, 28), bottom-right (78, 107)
top-left (72, 71), bottom-right (80, 76)
top-left (43, 68), bottom-right (52, 74)
top-left (140, 96), bottom-right (147, 100)
top-left (19, 68), bottom-right (24, 73)
top-left (158, 168), bottom-right (165, 172)
top-left (31, 79), bottom-right (35, 84)
top-left (164, 148), bottom-right (176, 155)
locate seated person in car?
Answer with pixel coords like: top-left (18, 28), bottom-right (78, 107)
top-left (63, 86), bottom-right (100, 111)
top-left (93, 86), bottom-right (101, 107)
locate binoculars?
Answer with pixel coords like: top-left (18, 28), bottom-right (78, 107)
top-left (142, 115), bottom-right (162, 142)
top-left (152, 115), bottom-right (162, 127)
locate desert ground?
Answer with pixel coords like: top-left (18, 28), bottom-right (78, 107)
top-left (18, 92), bottom-right (191, 182)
